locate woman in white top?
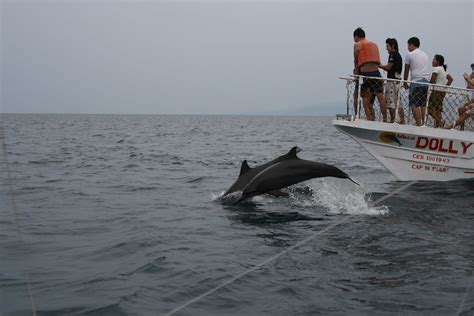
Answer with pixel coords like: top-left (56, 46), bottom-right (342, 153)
top-left (428, 54), bottom-right (453, 127)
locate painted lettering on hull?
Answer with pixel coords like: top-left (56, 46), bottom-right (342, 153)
top-left (415, 137), bottom-right (473, 155)
top-left (411, 163), bottom-right (449, 173)
top-left (412, 153), bottom-right (451, 164)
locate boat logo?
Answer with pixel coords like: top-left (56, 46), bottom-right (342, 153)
top-left (379, 132), bottom-right (402, 146)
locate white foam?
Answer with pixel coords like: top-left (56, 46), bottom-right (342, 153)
top-left (214, 180), bottom-right (389, 216)
top-left (211, 191), bottom-right (226, 201)
top-left (212, 190), bottom-right (244, 204)
top-left (292, 179), bottom-right (389, 216)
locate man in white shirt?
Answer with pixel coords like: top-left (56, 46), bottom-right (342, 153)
top-left (403, 37), bottom-right (431, 126)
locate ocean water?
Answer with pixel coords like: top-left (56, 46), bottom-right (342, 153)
top-left (0, 114), bottom-right (473, 316)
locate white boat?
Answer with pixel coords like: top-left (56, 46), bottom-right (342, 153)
top-left (333, 76), bottom-right (474, 181)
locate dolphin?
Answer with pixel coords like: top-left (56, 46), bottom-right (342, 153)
top-left (380, 133), bottom-right (402, 146)
top-left (223, 146), bottom-right (302, 198)
top-left (235, 159), bottom-right (358, 204)
top-left (223, 147), bottom-right (358, 204)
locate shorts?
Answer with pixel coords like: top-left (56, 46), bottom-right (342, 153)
top-left (409, 79), bottom-right (429, 107)
top-left (428, 90), bottom-right (446, 112)
top-left (384, 81), bottom-right (400, 109)
top-left (360, 71), bottom-right (384, 96)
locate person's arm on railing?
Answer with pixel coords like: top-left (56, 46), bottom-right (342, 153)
top-left (403, 63), bottom-right (410, 89)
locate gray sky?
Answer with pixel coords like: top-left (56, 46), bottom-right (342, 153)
top-left (1, 0), bottom-right (473, 115)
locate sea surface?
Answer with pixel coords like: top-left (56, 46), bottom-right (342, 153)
top-left (0, 114), bottom-right (473, 316)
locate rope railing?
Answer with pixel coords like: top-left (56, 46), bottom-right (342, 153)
top-left (340, 76), bottom-right (473, 131)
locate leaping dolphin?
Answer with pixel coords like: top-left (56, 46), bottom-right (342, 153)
top-left (222, 146), bottom-right (357, 204)
top-left (223, 146), bottom-right (302, 198)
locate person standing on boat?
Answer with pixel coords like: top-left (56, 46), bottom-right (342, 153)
top-left (353, 27), bottom-right (388, 122)
top-left (464, 63), bottom-right (474, 90)
top-left (403, 37), bottom-right (431, 126)
top-left (428, 54), bottom-right (453, 127)
top-left (379, 38), bottom-right (405, 124)
top-left (451, 63), bottom-right (474, 130)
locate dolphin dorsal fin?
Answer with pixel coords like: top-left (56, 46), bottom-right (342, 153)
top-left (287, 146), bottom-right (301, 159)
top-left (239, 160), bottom-right (252, 176)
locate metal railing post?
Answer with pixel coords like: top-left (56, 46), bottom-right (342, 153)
top-left (423, 84), bottom-right (432, 126)
top-left (395, 79), bottom-right (403, 123)
top-left (346, 80), bottom-right (350, 117)
top-left (357, 76), bottom-right (363, 119)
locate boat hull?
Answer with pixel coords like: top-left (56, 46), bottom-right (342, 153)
top-left (333, 119), bottom-right (474, 181)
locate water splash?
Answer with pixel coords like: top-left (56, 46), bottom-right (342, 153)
top-left (212, 191), bottom-right (245, 204)
top-left (213, 179), bottom-right (389, 215)
top-left (211, 190), bottom-right (271, 204)
top-left (211, 191), bottom-right (226, 201)
top-left (292, 179), bottom-right (389, 216)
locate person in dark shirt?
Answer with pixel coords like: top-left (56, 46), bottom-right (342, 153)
top-left (379, 38), bottom-right (405, 123)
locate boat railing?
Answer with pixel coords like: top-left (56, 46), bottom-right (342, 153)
top-left (339, 76), bottom-right (473, 132)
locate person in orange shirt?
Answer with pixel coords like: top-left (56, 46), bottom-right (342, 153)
top-left (353, 27), bottom-right (388, 122)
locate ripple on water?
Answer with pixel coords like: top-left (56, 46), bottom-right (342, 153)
top-left (1, 114), bottom-right (473, 315)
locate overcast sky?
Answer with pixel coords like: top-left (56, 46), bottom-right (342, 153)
top-left (1, 0), bottom-right (473, 115)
